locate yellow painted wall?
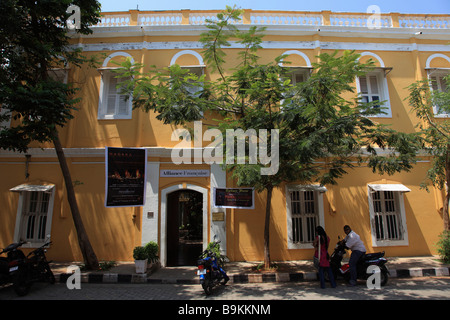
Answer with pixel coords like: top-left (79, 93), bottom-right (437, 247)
top-left (1, 9), bottom-right (449, 263)
top-left (227, 162), bottom-right (443, 262)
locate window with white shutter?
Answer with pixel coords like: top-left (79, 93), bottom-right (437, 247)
top-left (180, 66), bottom-right (204, 97)
top-left (290, 190), bottom-right (318, 244)
top-left (357, 70), bottom-right (391, 117)
top-left (286, 185), bottom-right (326, 249)
top-left (429, 72), bottom-right (449, 117)
top-left (10, 184), bottom-right (55, 248)
top-left (98, 70), bottom-right (132, 120)
top-left (368, 184), bottom-right (410, 247)
top-left (289, 67), bottom-right (310, 85)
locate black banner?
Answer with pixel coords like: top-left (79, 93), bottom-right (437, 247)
top-left (105, 147), bottom-right (147, 207)
top-left (214, 188), bottom-right (254, 209)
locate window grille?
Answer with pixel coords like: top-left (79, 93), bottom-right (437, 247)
top-left (372, 191), bottom-right (403, 241)
top-left (290, 190), bottom-right (318, 244)
top-left (21, 191), bottom-right (50, 242)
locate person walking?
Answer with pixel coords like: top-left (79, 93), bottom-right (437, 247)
top-left (343, 225), bottom-right (366, 286)
top-left (314, 226), bottom-right (336, 289)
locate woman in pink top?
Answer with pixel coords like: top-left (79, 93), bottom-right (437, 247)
top-left (314, 226), bottom-right (336, 288)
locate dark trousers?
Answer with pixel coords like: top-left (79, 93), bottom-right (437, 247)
top-left (349, 250), bottom-right (365, 284)
top-left (318, 266), bottom-right (336, 288)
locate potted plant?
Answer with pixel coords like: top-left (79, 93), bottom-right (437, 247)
top-left (133, 246), bottom-right (148, 274)
top-left (144, 241), bottom-right (160, 272)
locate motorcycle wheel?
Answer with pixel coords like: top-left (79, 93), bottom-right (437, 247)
top-left (13, 273), bottom-right (31, 297)
top-left (202, 277), bottom-right (213, 296)
top-left (380, 269), bottom-right (389, 286)
top-left (43, 263), bottom-right (55, 284)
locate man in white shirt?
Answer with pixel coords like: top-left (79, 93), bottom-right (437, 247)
top-left (343, 225), bottom-right (366, 286)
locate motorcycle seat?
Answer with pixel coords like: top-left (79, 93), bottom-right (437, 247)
top-left (363, 251), bottom-right (385, 260)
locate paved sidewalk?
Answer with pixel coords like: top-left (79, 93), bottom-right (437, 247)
top-left (51, 255), bottom-right (450, 285)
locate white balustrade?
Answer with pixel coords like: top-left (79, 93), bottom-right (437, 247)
top-left (189, 12), bottom-right (242, 25)
top-left (94, 14), bottom-right (131, 27)
top-left (91, 11), bottom-right (449, 30)
top-left (399, 16), bottom-right (450, 29)
top-left (250, 12), bottom-right (322, 26)
top-left (330, 14), bottom-right (392, 28)
top-left (138, 13), bottom-right (182, 26)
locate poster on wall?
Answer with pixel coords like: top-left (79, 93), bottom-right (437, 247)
top-left (105, 147), bottom-right (147, 207)
top-left (213, 188), bottom-right (254, 209)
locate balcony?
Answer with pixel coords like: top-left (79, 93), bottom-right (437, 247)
top-left (93, 9), bottom-right (449, 29)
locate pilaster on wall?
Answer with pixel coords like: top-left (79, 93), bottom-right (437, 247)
top-left (210, 164), bottom-right (227, 255)
top-left (141, 162), bottom-right (160, 246)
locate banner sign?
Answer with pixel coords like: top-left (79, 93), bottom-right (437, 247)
top-left (213, 188), bottom-right (254, 209)
top-left (105, 147), bottom-right (147, 207)
top-left (160, 169), bottom-right (210, 177)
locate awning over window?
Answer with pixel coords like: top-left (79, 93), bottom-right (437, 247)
top-left (10, 184), bottom-right (55, 193)
top-left (368, 184), bottom-right (411, 193)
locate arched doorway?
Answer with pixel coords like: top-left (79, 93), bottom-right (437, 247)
top-left (160, 184), bottom-right (208, 267)
top-left (166, 190), bottom-right (203, 266)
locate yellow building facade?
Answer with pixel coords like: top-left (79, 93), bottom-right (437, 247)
top-left (0, 9), bottom-right (449, 266)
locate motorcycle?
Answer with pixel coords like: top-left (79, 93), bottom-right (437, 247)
top-left (9, 239), bottom-right (55, 296)
top-left (328, 237), bottom-right (389, 286)
top-left (0, 241), bottom-right (27, 287)
top-left (197, 239), bottom-right (229, 295)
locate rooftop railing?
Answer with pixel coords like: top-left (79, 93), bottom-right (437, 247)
top-left (93, 9), bottom-right (450, 29)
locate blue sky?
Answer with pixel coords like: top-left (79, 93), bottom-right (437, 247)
top-left (99, 0), bottom-right (449, 14)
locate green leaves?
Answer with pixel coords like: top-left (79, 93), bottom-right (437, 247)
top-left (0, 0), bottom-right (101, 152)
top-left (116, 7), bottom-right (420, 190)
top-left (200, 6), bottom-right (243, 75)
top-left (406, 75), bottom-right (450, 191)
top-left (114, 62), bottom-right (208, 125)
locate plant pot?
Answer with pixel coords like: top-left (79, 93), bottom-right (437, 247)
top-left (134, 259), bottom-right (148, 274)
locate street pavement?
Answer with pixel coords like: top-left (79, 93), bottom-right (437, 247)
top-left (1, 256), bottom-right (448, 308)
top-left (0, 274), bottom-right (448, 319)
top-left (48, 255), bottom-right (450, 285)
top-left (0, 277), bottom-right (449, 300)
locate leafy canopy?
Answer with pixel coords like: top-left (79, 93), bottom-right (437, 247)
top-left (115, 6), bottom-right (420, 192)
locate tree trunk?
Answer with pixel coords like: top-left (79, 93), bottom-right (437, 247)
top-left (444, 147), bottom-right (450, 231)
top-left (264, 185), bottom-right (273, 269)
top-left (52, 130), bottom-right (99, 270)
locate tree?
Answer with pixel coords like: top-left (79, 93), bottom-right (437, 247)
top-left (406, 75), bottom-right (450, 231)
top-left (117, 7), bottom-right (420, 268)
top-left (0, 0), bottom-right (101, 269)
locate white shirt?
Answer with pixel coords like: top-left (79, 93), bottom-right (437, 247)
top-left (344, 231), bottom-right (366, 252)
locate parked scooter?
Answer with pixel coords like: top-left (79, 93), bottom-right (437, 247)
top-left (329, 237), bottom-right (389, 286)
top-left (0, 241), bottom-right (27, 287)
top-left (197, 239), bottom-right (229, 295)
top-left (9, 238), bottom-right (55, 296)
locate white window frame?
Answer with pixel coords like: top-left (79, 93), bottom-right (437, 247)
top-left (97, 68), bottom-right (132, 120)
top-left (286, 185), bottom-right (326, 249)
top-left (48, 68), bottom-right (69, 84)
top-left (10, 184), bottom-right (55, 248)
top-left (0, 105), bottom-right (11, 129)
top-left (427, 68), bottom-right (450, 118)
top-left (180, 65), bottom-right (205, 97)
top-left (280, 67), bottom-right (312, 110)
top-left (287, 67), bottom-right (311, 85)
top-left (356, 69), bottom-right (392, 118)
top-left (367, 184), bottom-right (409, 247)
